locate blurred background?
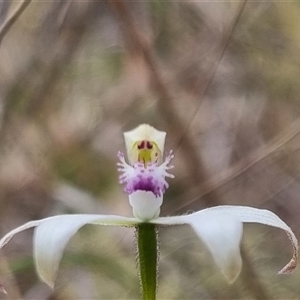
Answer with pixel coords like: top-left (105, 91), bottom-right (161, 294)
top-left (0, 0), bottom-right (300, 299)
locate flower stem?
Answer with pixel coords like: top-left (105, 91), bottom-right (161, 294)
top-left (136, 223), bottom-right (158, 300)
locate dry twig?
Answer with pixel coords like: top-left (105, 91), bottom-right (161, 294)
top-left (0, 0), bottom-right (32, 45)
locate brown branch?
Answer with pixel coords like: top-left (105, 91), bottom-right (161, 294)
top-left (0, 0), bottom-right (32, 44)
top-left (0, 0), bottom-right (10, 26)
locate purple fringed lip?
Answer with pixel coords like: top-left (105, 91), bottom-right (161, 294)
top-left (117, 151), bottom-right (174, 197)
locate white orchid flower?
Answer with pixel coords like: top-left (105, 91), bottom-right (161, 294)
top-left (0, 124), bottom-right (298, 298)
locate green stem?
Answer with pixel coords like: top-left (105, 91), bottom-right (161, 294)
top-left (136, 223), bottom-right (158, 300)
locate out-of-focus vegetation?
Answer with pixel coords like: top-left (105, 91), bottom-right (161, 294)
top-left (0, 1), bottom-right (300, 299)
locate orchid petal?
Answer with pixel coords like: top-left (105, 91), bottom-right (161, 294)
top-left (34, 214), bottom-right (138, 287)
top-left (187, 212), bottom-right (243, 283)
top-left (205, 206), bottom-right (299, 275)
top-left (152, 205), bottom-right (298, 280)
top-left (129, 191), bottom-right (163, 221)
top-left (0, 214), bottom-right (138, 288)
top-left (152, 210), bottom-right (243, 283)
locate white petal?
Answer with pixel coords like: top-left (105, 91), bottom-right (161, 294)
top-left (152, 210), bottom-right (243, 283)
top-left (153, 205), bottom-right (299, 279)
top-left (129, 191), bottom-right (163, 221)
top-left (34, 214), bottom-right (138, 287)
top-left (188, 213), bottom-right (243, 283)
top-left (0, 214), bottom-right (138, 288)
top-left (206, 206), bottom-right (299, 274)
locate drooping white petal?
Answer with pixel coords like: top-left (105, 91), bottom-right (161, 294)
top-left (129, 191), bottom-right (163, 221)
top-left (0, 214), bottom-right (138, 288)
top-left (152, 210), bottom-right (243, 283)
top-left (188, 212), bottom-right (243, 283)
top-left (152, 205), bottom-right (299, 280)
top-left (205, 206), bottom-right (299, 274)
top-left (34, 214), bottom-right (138, 287)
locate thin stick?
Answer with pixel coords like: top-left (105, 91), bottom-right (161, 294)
top-left (176, 0), bottom-right (248, 149)
top-left (0, 0), bottom-right (32, 44)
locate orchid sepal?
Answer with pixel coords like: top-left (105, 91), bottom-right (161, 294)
top-left (0, 214), bottom-right (139, 288)
top-left (152, 205), bottom-right (298, 281)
